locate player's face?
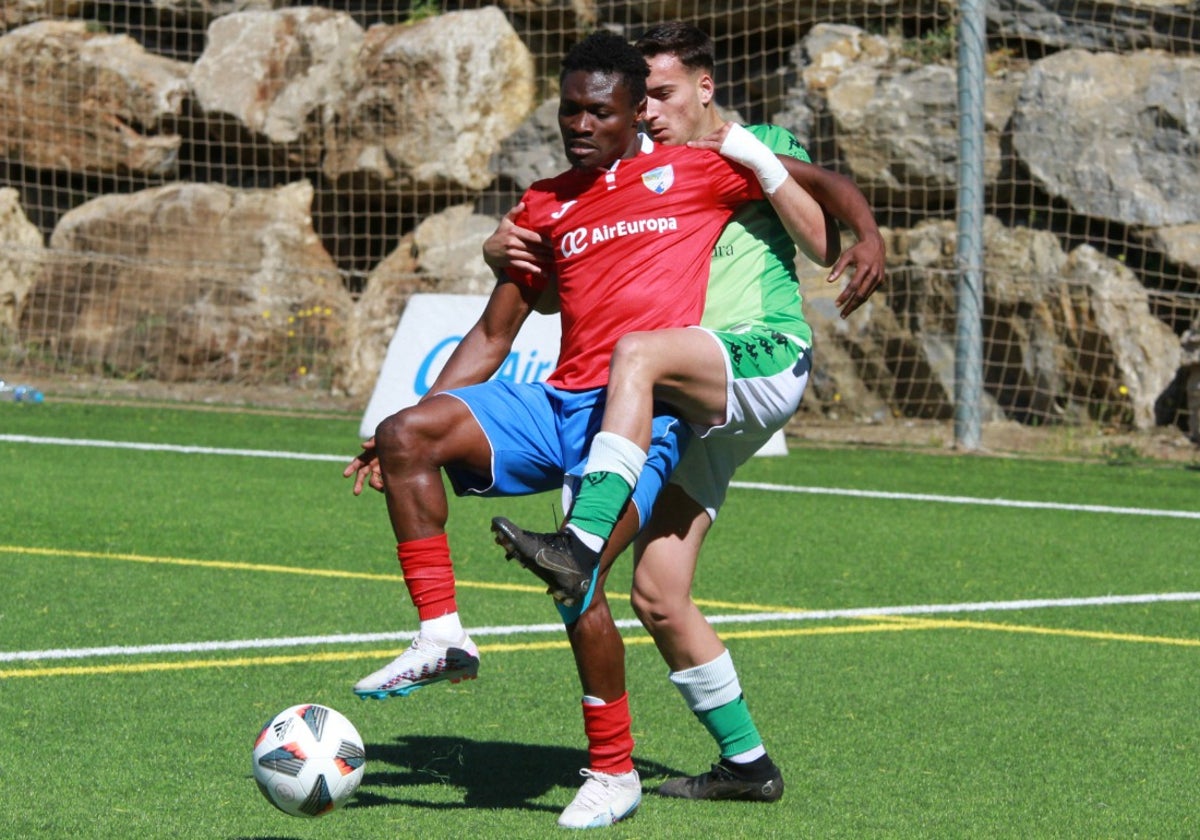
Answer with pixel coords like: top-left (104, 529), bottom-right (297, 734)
top-left (558, 70), bottom-right (644, 170)
top-left (643, 52), bottom-right (713, 145)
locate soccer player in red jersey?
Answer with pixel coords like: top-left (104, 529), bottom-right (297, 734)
top-left (487, 21), bottom-right (886, 814)
top-left (342, 29), bottom-right (831, 829)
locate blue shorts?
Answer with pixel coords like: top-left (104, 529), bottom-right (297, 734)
top-left (443, 380), bottom-right (688, 529)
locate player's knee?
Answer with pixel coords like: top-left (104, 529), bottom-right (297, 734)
top-left (630, 583), bottom-right (670, 630)
top-left (610, 331), bottom-right (659, 383)
top-left (375, 407), bottom-right (434, 467)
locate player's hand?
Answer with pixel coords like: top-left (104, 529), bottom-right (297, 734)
top-left (483, 202), bottom-right (553, 276)
top-left (686, 122), bottom-right (732, 154)
top-left (828, 231), bottom-right (886, 318)
top-left (343, 436), bottom-right (384, 495)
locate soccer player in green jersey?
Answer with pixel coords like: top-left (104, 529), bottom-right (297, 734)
top-left (492, 21), bottom-right (885, 807)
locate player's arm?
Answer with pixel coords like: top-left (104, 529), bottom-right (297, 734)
top-left (483, 202), bottom-right (559, 313)
top-left (692, 123), bottom-right (833, 267)
top-left (780, 157), bottom-right (887, 318)
top-left (421, 277), bottom-right (537, 399)
top-left (762, 172), bottom-right (836, 267)
top-left (343, 277), bottom-right (536, 495)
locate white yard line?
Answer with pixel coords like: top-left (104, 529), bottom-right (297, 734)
top-left (5, 433), bottom-right (1198, 519)
top-left (5, 591), bottom-right (1198, 664)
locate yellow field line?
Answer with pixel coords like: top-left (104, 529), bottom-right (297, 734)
top-left (915, 616), bottom-right (1200, 647)
top-left (4, 545), bottom-right (1196, 682)
top-left (0, 544), bottom-right (544, 594)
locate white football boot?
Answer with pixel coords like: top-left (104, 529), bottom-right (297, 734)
top-left (557, 768), bottom-right (641, 829)
top-left (353, 635), bottom-right (479, 699)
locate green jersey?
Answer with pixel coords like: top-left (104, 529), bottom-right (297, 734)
top-left (699, 124), bottom-right (813, 348)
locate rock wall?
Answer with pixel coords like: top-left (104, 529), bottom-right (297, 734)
top-left (0, 1), bottom-right (1197, 434)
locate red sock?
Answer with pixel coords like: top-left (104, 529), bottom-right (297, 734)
top-left (582, 693), bottom-right (635, 775)
top-left (397, 534), bottom-right (456, 621)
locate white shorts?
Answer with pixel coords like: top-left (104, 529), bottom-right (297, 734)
top-left (670, 327), bottom-right (811, 520)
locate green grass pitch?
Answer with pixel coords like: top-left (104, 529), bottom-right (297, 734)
top-left (2, 401), bottom-right (1197, 838)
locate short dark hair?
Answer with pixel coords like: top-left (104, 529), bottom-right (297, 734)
top-left (561, 30), bottom-right (649, 106)
top-left (635, 21), bottom-right (715, 74)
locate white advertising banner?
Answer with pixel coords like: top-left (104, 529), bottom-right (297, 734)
top-left (359, 293), bottom-right (788, 456)
top-left (359, 294), bottom-right (561, 438)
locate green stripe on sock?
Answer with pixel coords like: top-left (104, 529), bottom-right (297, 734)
top-left (695, 695), bottom-right (763, 759)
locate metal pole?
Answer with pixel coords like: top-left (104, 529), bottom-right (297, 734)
top-left (955, 0), bottom-right (986, 450)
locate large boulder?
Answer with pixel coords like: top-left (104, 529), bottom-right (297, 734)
top-left (21, 180), bottom-right (351, 382)
top-left (190, 8), bottom-right (365, 168)
top-left (1012, 49), bottom-right (1200, 227)
top-left (0, 188), bottom-right (44, 339)
top-left (323, 6), bottom-right (536, 193)
top-left (781, 24), bottom-right (1022, 209)
top-left (834, 217), bottom-right (1182, 428)
top-left (0, 21), bottom-right (189, 175)
top-left (1055, 244), bottom-right (1181, 429)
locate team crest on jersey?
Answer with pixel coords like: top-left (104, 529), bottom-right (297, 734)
top-left (641, 165), bottom-right (674, 194)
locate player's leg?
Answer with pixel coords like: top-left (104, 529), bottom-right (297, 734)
top-left (559, 327), bottom-right (726, 554)
top-left (493, 326), bottom-right (722, 597)
top-left (635, 343), bottom-right (808, 796)
top-left (353, 393), bottom-right (490, 699)
top-left (631, 483), bottom-right (784, 802)
top-left (357, 382), bottom-right (565, 700)
top-left (558, 556), bottom-right (641, 828)
top-left (553, 438), bottom-right (673, 827)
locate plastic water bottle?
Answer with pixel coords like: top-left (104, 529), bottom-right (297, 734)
top-left (0, 379), bottom-right (44, 403)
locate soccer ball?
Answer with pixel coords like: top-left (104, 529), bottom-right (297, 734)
top-left (252, 703), bottom-right (366, 818)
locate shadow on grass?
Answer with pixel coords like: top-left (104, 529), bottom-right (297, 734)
top-left (351, 734), bottom-right (682, 814)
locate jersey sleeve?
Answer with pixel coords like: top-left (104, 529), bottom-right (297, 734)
top-left (746, 123), bottom-right (812, 163)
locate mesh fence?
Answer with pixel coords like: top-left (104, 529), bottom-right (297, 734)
top-left (1, 1), bottom-right (1198, 441)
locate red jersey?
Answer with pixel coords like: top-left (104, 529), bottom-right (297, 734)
top-left (508, 135), bottom-right (763, 389)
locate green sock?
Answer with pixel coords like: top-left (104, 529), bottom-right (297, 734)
top-left (696, 694), bottom-right (763, 759)
top-left (567, 470), bottom-right (633, 542)
top-left (568, 432), bottom-right (646, 542)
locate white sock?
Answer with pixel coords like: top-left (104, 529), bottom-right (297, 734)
top-left (583, 431), bottom-right (647, 487)
top-left (668, 649), bottom-right (741, 712)
top-left (727, 744), bottom-right (767, 764)
top-left (565, 523), bottom-right (605, 553)
top-left (420, 612), bottom-right (465, 643)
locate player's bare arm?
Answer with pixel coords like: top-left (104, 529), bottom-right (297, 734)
top-left (689, 123), bottom-right (832, 266)
top-left (780, 157), bottom-right (886, 318)
top-left (343, 279), bottom-right (536, 496)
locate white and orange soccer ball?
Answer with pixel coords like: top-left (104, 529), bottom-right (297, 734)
top-left (252, 703), bottom-right (366, 818)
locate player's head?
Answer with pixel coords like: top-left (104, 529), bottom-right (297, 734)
top-left (635, 21), bottom-right (719, 146)
top-left (558, 30), bottom-right (648, 170)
